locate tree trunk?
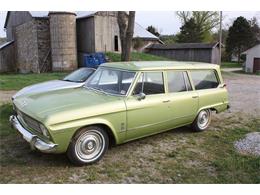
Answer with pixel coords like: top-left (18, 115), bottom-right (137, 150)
top-left (117, 11), bottom-right (136, 61)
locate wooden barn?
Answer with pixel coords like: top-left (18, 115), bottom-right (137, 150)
top-left (146, 42), bottom-right (221, 64)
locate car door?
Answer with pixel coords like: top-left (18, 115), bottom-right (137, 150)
top-left (125, 71), bottom-right (170, 141)
top-left (165, 70), bottom-right (199, 127)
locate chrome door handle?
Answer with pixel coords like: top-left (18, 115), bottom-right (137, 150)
top-left (192, 96), bottom-right (198, 98)
top-left (162, 100), bottom-right (170, 103)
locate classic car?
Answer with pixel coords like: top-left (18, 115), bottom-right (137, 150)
top-left (12, 67), bottom-right (95, 99)
top-left (10, 61), bottom-right (229, 165)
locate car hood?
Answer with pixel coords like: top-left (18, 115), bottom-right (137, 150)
top-left (13, 88), bottom-right (125, 125)
top-left (13, 80), bottom-right (83, 99)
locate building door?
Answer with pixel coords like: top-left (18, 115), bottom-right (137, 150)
top-left (253, 58), bottom-right (260, 73)
top-left (114, 36), bottom-right (119, 51)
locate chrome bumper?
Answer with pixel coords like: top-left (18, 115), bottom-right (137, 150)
top-left (9, 115), bottom-right (57, 153)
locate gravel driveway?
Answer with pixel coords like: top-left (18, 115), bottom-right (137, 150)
top-left (222, 72), bottom-right (260, 117)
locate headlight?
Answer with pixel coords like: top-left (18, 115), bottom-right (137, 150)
top-left (40, 124), bottom-right (50, 138)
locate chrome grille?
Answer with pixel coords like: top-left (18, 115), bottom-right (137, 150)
top-left (17, 109), bottom-right (41, 133)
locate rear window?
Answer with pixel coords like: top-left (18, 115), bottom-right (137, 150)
top-left (190, 70), bottom-right (219, 90)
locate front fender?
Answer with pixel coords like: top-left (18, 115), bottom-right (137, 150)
top-left (47, 114), bottom-right (126, 153)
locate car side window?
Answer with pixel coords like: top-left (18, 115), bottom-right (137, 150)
top-left (190, 70), bottom-right (219, 90)
top-left (133, 72), bottom-right (165, 95)
top-left (167, 71), bottom-right (192, 92)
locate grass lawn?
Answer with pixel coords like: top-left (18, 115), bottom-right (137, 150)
top-left (0, 72), bottom-right (67, 90)
top-left (221, 62), bottom-right (242, 68)
top-left (0, 52), bottom-right (169, 91)
top-left (0, 103), bottom-right (259, 183)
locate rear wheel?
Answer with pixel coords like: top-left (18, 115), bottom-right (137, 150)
top-left (67, 126), bottom-right (109, 165)
top-left (192, 109), bottom-right (211, 132)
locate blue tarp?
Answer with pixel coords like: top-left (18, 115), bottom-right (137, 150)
top-left (83, 52), bottom-right (107, 68)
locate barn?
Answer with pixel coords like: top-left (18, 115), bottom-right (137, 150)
top-left (0, 11), bottom-right (162, 73)
top-left (146, 42), bottom-right (222, 64)
top-left (242, 44), bottom-right (260, 73)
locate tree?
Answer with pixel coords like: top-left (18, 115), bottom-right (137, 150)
top-left (176, 18), bottom-right (204, 42)
top-left (146, 25), bottom-right (160, 37)
top-left (159, 34), bottom-right (177, 44)
top-left (249, 17), bottom-right (260, 43)
top-left (226, 16), bottom-right (255, 63)
top-left (176, 11), bottom-right (220, 42)
top-left (117, 11), bottom-right (136, 61)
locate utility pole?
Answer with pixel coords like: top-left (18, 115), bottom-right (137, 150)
top-left (219, 11), bottom-right (223, 65)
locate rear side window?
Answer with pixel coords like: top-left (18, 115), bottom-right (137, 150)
top-left (167, 71), bottom-right (192, 92)
top-left (133, 72), bottom-right (165, 95)
top-left (190, 70), bottom-right (219, 90)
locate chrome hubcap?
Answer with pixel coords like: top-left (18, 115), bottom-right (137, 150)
top-left (75, 130), bottom-right (105, 162)
top-left (197, 110), bottom-right (210, 129)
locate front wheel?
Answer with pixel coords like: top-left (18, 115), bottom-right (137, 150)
top-left (192, 109), bottom-right (212, 132)
top-left (67, 126), bottom-right (109, 165)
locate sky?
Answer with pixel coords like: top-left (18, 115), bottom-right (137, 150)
top-left (0, 11), bottom-right (259, 37)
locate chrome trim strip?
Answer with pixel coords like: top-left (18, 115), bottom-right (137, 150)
top-left (9, 115), bottom-right (57, 153)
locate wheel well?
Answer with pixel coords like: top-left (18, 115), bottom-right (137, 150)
top-left (210, 108), bottom-right (217, 113)
top-left (74, 124), bottom-right (116, 147)
top-left (96, 124), bottom-right (116, 147)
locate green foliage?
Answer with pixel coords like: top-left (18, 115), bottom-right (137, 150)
top-left (226, 16), bottom-right (257, 62)
top-left (221, 62), bottom-right (242, 68)
top-left (0, 72), bottom-right (67, 90)
top-left (146, 25), bottom-right (160, 37)
top-left (132, 37), bottom-right (144, 50)
top-left (159, 35), bottom-right (177, 44)
top-left (106, 52), bottom-right (170, 62)
top-left (176, 11), bottom-right (220, 43)
top-left (176, 18), bottom-right (204, 42)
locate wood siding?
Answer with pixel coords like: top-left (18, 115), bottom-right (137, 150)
top-left (5, 11), bottom-right (33, 41)
top-left (0, 42), bottom-right (15, 73)
top-left (76, 17), bottom-right (95, 53)
top-left (147, 47), bottom-right (220, 64)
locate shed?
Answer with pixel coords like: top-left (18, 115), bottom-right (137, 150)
top-left (242, 44), bottom-right (260, 73)
top-left (146, 42), bottom-right (221, 64)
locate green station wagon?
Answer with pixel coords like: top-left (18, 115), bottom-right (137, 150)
top-left (10, 61), bottom-right (229, 165)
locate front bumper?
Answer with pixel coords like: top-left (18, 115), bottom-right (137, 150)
top-left (9, 115), bottom-right (57, 153)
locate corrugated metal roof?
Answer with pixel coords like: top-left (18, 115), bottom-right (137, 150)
top-left (133, 23), bottom-right (159, 39)
top-left (147, 42), bottom-right (220, 50)
top-left (0, 41), bottom-right (14, 50)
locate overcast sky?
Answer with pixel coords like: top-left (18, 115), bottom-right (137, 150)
top-left (0, 11), bottom-right (259, 37)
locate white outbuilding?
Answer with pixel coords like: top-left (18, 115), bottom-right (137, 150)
top-left (242, 44), bottom-right (260, 73)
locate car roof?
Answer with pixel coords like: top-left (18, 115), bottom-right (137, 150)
top-left (100, 61), bottom-right (220, 71)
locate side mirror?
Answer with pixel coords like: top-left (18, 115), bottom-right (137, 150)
top-left (219, 83), bottom-right (227, 88)
top-left (137, 92), bottom-right (146, 101)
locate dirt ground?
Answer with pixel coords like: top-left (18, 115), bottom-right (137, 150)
top-left (0, 71), bottom-right (259, 183)
top-left (0, 90), bottom-right (16, 103)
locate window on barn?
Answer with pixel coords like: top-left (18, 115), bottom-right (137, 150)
top-left (114, 36), bottom-right (119, 51)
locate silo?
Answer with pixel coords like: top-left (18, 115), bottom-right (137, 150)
top-left (48, 12), bottom-right (77, 71)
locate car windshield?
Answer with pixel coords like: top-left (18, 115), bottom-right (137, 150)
top-left (85, 67), bottom-right (136, 95)
top-left (63, 68), bottom-right (95, 83)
